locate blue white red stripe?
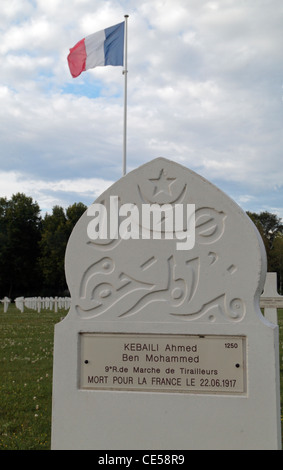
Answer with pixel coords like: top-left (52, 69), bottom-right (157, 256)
top-left (67, 22), bottom-right (124, 78)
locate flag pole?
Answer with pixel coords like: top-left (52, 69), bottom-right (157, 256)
top-left (122, 15), bottom-right (129, 176)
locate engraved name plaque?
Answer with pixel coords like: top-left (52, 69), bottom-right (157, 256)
top-left (80, 333), bottom-right (246, 394)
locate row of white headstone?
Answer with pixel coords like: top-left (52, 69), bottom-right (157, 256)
top-left (0, 296), bottom-right (71, 313)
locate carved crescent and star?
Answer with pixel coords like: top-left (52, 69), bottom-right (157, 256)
top-left (137, 167), bottom-right (187, 204)
top-left (149, 169), bottom-right (176, 197)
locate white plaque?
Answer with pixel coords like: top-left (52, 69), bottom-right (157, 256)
top-left (80, 333), bottom-right (246, 394)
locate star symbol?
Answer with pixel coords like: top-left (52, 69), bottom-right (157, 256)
top-left (149, 169), bottom-right (176, 197)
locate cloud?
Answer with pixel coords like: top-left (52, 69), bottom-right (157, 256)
top-left (0, 170), bottom-right (113, 213)
top-left (0, 0), bottom-right (282, 219)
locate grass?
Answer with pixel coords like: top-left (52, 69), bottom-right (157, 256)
top-left (0, 305), bottom-right (67, 450)
top-left (0, 304), bottom-right (282, 450)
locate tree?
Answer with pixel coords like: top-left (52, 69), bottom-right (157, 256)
top-left (39, 202), bottom-right (86, 294)
top-left (0, 193), bottom-right (42, 298)
top-left (247, 211), bottom-right (283, 248)
top-left (38, 206), bottom-right (67, 294)
top-left (66, 202), bottom-right (87, 236)
top-left (247, 210), bottom-right (283, 293)
top-left (269, 233), bottom-right (283, 294)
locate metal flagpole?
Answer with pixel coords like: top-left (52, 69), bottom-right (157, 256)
top-left (122, 15), bottom-right (129, 176)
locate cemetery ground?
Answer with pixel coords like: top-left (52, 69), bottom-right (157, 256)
top-left (0, 304), bottom-right (282, 450)
top-left (0, 304), bottom-right (67, 450)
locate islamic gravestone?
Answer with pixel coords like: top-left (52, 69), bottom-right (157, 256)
top-left (51, 158), bottom-right (281, 450)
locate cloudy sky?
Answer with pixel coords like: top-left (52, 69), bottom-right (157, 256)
top-left (1, 0), bottom-right (283, 217)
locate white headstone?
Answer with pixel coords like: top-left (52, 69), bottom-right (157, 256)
top-left (51, 158), bottom-right (281, 450)
top-left (261, 272), bottom-right (283, 324)
top-left (15, 296), bottom-right (24, 313)
top-left (1, 297), bottom-right (11, 313)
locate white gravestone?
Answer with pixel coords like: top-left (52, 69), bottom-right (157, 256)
top-left (51, 158), bottom-right (281, 450)
top-left (260, 272), bottom-right (283, 325)
top-left (1, 297), bottom-right (10, 313)
top-left (15, 297), bottom-right (24, 313)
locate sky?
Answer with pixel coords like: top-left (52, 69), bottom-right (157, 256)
top-left (1, 0), bottom-right (283, 218)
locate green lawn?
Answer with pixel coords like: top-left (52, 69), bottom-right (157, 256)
top-left (0, 304), bottom-right (282, 450)
top-left (0, 305), bottom-right (67, 450)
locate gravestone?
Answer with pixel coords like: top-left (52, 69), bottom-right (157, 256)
top-left (51, 158), bottom-right (281, 450)
top-left (15, 297), bottom-right (24, 313)
top-left (1, 297), bottom-right (10, 313)
top-left (260, 272), bottom-right (283, 325)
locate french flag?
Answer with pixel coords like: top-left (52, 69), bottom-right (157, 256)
top-left (67, 22), bottom-right (125, 78)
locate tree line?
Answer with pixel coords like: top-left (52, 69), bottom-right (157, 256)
top-left (247, 210), bottom-right (283, 293)
top-left (0, 193), bottom-right (86, 298)
top-left (0, 193), bottom-right (282, 299)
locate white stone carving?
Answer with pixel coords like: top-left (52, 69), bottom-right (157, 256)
top-left (65, 158), bottom-right (266, 324)
top-left (52, 158), bottom-right (281, 450)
